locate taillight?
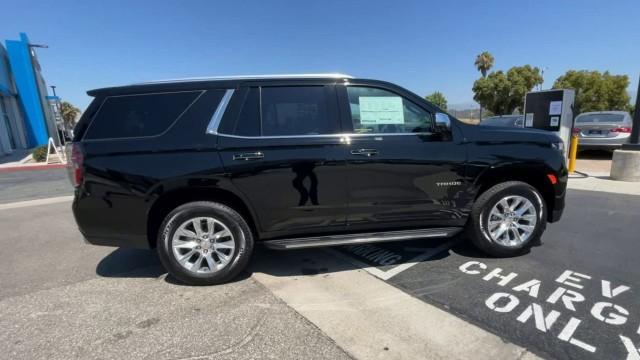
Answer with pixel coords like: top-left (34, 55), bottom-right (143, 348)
top-left (66, 143), bottom-right (84, 187)
top-left (610, 127), bottom-right (632, 133)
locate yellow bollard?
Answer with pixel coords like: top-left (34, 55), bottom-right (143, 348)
top-left (568, 134), bottom-right (579, 173)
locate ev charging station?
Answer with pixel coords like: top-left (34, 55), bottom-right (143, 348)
top-left (523, 89), bottom-right (575, 158)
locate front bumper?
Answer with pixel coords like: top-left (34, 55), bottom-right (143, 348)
top-left (550, 207), bottom-right (564, 223)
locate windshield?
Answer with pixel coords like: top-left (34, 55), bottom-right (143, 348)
top-left (481, 116), bottom-right (521, 127)
top-left (576, 114), bottom-right (625, 123)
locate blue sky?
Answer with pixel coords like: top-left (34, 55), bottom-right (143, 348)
top-left (2, 0), bottom-right (639, 110)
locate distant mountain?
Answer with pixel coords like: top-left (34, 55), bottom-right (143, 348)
top-left (448, 101), bottom-right (479, 111)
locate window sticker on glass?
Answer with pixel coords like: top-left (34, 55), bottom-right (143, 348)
top-left (359, 96), bottom-right (404, 125)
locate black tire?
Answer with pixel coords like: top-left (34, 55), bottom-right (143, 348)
top-left (466, 181), bottom-right (547, 257)
top-left (157, 201), bottom-right (254, 285)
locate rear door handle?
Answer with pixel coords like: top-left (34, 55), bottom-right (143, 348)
top-left (233, 152), bottom-right (264, 161)
top-left (350, 148), bottom-right (378, 157)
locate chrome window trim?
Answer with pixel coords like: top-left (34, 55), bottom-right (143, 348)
top-left (206, 89), bottom-right (235, 135)
top-left (215, 132), bottom-right (433, 140)
top-left (136, 73), bottom-right (354, 85)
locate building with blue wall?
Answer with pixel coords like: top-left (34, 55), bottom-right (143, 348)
top-left (0, 33), bottom-right (56, 156)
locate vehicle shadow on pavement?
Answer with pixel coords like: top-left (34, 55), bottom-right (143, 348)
top-left (95, 247), bottom-right (252, 285)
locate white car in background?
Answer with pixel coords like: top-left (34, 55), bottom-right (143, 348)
top-left (573, 111), bottom-right (633, 151)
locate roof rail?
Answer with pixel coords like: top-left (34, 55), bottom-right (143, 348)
top-left (133, 73), bottom-right (354, 85)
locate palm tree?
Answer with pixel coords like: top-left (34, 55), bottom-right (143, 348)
top-left (474, 51), bottom-right (494, 120)
top-left (60, 101), bottom-right (80, 127)
top-left (474, 51), bottom-right (494, 78)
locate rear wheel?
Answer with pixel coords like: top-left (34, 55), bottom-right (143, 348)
top-left (467, 181), bottom-right (546, 257)
top-left (157, 201), bottom-right (253, 285)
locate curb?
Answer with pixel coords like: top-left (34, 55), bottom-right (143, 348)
top-left (0, 163), bottom-right (66, 173)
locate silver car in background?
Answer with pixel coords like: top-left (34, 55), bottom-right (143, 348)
top-left (480, 115), bottom-right (525, 128)
top-left (574, 111), bottom-right (633, 151)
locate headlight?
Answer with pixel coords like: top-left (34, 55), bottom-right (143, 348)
top-left (551, 141), bottom-right (564, 152)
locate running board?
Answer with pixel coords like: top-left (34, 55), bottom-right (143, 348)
top-left (262, 227), bottom-right (463, 250)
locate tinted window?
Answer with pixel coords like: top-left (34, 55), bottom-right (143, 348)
top-left (346, 87), bottom-right (433, 134)
top-left (85, 91), bottom-right (200, 139)
top-left (576, 114), bottom-right (625, 123)
top-left (261, 86), bottom-right (337, 136)
top-left (234, 88), bottom-right (260, 136)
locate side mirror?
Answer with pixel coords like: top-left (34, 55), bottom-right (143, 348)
top-left (435, 112), bottom-right (451, 130)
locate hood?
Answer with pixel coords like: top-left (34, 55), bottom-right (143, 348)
top-left (463, 124), bottom-right (562, 145)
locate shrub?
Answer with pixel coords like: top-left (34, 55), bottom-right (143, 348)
top-left (32, 145), bottom-right (48, 162)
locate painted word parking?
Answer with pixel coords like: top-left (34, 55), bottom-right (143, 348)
top-left (460, 261), bottom-right (640, 358)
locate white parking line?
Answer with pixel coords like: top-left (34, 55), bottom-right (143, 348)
top-left (325, 237), bottom-right (462, 281)
top-left (0, 196), bottom-right (73, 211)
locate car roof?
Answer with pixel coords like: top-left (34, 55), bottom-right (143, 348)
top-left (87, 73), bottom-right (355, 96)
top-left (577, 111), bottom-right (630, 116)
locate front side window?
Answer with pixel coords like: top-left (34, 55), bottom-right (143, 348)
top-left (260, 86), bottom-right (338, 136)
top-left (85, 91), bottom-right (200, 140)
top-left (346, 86), bottom-right (433, 134)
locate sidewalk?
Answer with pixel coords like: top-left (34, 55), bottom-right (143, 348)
top-left (252, 249), bottom-right (540, 360)
top-left (568, 171), bottom-right (640, 195)
top-left (0, 148), bottom-right (66, 173)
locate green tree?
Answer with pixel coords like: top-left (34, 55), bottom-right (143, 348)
top-left (60, 101), bottom-right (81, 127)
top-left (474, 51), bottom-right (494, 78)
top-left (474, 51), bottom-right (494, 119)
top-left (472, 65), bottom-right (543, 115)
top-left (552, 70), bottom-right (630, 115)
top-left (425, 91), bottom-right (448, 110)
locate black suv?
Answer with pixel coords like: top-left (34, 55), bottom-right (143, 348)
top-left (69, 74), bottom-right (567, 285)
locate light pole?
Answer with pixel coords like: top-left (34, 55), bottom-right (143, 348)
top-left (539, 66), bottom-right (548, 91)
top-left (50, 85), bottom-right (57, 97)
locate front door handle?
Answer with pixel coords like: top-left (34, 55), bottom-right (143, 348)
top-left (350, 148), bottom-right (378, 157)
top-left (233, 152), bottom-right (264, 161)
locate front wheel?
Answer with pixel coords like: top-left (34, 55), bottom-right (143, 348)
top-left (157, 201), bottom-right (254, 285)
top-left (467, 181), bottom-right (547, 257)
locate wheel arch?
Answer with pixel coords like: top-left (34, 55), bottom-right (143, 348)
top-left (146, 187), bottom-right (259, 248)
top-left (473, 164), bottom-right (556, 222)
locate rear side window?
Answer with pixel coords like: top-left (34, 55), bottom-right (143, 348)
top-left (84, 91), bottom-right (200, 140)
top-left (234, 88), bottom-right (260, 137)
top-left (260, 86), bottom-right (338, 136)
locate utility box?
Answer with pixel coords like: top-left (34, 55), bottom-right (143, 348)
top-left (523, 89), bottom-right (575, 158)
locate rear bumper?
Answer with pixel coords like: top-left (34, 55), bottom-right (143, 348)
top-left (73, 194), bottom-right (151, 249)
top-left (578, 135), bottom-right (630, 148)
top-left (80, 232), bottom-right (150, 248)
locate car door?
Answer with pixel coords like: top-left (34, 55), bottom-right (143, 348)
top-left (216, 84), bottom-right (349, 239)
top-left (337, 84), bottom-right (469, 231)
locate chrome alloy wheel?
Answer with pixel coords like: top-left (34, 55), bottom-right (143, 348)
top-left (487, 195), bottom-right (537, 247)
top-left (171, 217), bottom-right (236, 274)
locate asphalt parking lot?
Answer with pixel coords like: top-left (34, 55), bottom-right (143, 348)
top-left (334, 188), bottom-right (640, 359)
top-left (0, 199), bottom-right (352, 360)
top-left (1, 168), bottom-right (639, 359)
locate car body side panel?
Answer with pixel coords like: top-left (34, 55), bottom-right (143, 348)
top-left (217, 135), bottom-right (350, 239)
top-left (73, 90), bottom-right (228, 248)
top-left (72, 78), bottom-right (570, 250)
top-left (460, 122), bottom-right (569, 221)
